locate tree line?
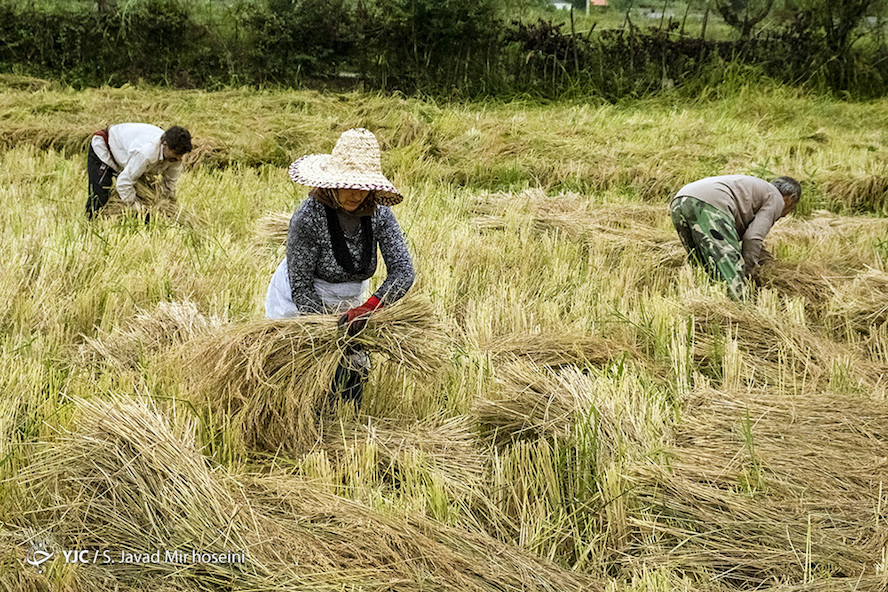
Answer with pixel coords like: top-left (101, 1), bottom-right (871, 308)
top-left (0, 0), bottom-right (886, 98)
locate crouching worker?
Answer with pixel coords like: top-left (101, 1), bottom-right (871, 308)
top-left (670, 174), bottom-right (801, 300)
top-left (265, 128), bottom-right (415, 406)
top-left (86, 123), bottom-right (192, 218)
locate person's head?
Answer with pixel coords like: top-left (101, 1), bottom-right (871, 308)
top-left (334, 188), bottom-right (374, 212)
top-left (772, 176), bottom-right (801, 217)
top-left (288, 128), bottom-right (403, 211)
top-left (161, 126), bottom-right (192, 163)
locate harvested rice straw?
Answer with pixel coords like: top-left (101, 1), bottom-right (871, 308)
top-left (625, 388), bottom-right (888, 585)
top-left (0, 530), bottom-right (77, 592)
top-left (255, 211), bottom-right (292, 247)
top-left (474, 361), bottom-right (582, 443)
top-left (320, 416), bottom-right (487, 501)
top-left (821, 174), bottom-right (888, 211)
top-left (101, 174), bottom-right (204, 227)
top-left (470, 190), bottom-right (667, 229)
top-left (477, 329), bottom-right (638, 367)
top-left (768, 209), bottom-right (888, 246)
top-left (80, 301), bottom-right (224, 370)
top-left (755, 260), bottom-right (888, 334)
top-left (469, 191), bottom-right (684, 266)
top-left (753, 259), bottom-right (842, 312)
top-left (685, 295), bottom-right (888, 391)
top-left (474, 361), bottom-right (629, 456)
top-left (180, 295), bottom-right (448, 453)
top-left (765, 576), bottom-right (888, 592)
top-left (823, 267), bottom-right (888, 331)
top-left (15, 396), bottom-right (262, 586)
top-left (246, 472), bottom-right (603, 592)
top-left (16, 395), bottom-right (602, 592)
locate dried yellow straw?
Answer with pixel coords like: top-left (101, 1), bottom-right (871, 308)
top-left (14, 395), bottom-right (601, 591)
top-left (469, 191), bottom-right (684, 266)
top-left (255, 211), bottom-right (292, 247)
top-left (80, 301), bottom-right (224, 370)
top-left (179, 295), bottom-right (449, 453)
top-left (101, 174), bottom-right (204, 227)
top-left (626, 388), bottom-right (888, 585)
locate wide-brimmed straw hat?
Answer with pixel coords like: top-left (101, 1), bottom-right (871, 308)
top-left (288, 128), bottom-right (402, 206)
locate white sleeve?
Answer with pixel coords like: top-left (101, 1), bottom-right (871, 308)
top-left (115, 151), bottom-right (151, 203)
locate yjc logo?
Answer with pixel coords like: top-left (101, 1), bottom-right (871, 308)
top-left (25, 543), bottom-right (54, 573)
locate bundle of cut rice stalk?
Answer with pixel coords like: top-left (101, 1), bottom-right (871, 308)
top-left (320, 416), bottom-right (488, 501)
top-left (254, 211), bottom-right (292, 247)
top-left (754, 261), bottom-right (888, 333)
top-left (763, 576), bottom-right (888, 592)
top-left (474, 361), bottom-right (630, 455)
top-left (14, 395), bottom-right (602, 592)
top-left (179, 295), bottom-right (449, 453)
top-left (625, 388), bottom-right (888, 586)
top-left (13, 396), bottom-right (265, 588)
top-left (246, 472), bottom-right (604, 592)
top-left (686, 294), bottom-right (888, 391)
top-left (470, 191), bottom-right (684, 266)
top-left (769, 209), bottom-right (888, 246)
top-left (80, 301), bottom-right (224, 370)
top-left (823, 267), bottom-right (888, 332)
top-left (100, 174), bottom-right (204, 227)
top-left (752, 259), bottom-right (840, 311)
top-left (474, 361), bottom-right (586, 444)
top-left (477, 329), bottom-right (638, 368)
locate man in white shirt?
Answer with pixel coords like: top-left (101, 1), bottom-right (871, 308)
top-left (86, 123), bottom-right (192, 218)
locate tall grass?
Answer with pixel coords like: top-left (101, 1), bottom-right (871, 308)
top-left (0, 84), bottom-right (887, 591)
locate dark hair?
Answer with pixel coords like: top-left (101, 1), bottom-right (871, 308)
top-left (772, 176), bottom-right (801, 203)
top-left (162, 126), bottom-right (192, 154)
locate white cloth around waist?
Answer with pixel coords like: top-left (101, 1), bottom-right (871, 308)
top-left (265, 257), bottom-right (368, 319)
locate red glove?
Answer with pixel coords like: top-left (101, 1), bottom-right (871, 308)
top-left (338, 296), bottom-right (382, 335)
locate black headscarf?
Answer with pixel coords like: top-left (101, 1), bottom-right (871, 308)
top-left (311, 188), bottom-right (375, 276)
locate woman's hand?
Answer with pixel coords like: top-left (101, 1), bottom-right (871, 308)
top-left (338, 296), bottom-right (382, 336)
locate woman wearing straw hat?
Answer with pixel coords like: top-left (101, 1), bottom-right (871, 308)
top-left (265, 128), bottom-right (415, 405)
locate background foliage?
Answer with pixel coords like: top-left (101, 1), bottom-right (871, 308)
top-left (0, 0), bottom-right (887, 98)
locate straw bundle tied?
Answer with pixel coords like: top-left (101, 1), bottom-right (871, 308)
top-left (101, 175), bottom-right (204, 227)
top-left (625, 388), bottom-right (888, 586)
top-left (13, 396), bottom-right (601, 591)
top-left (469, 191), bottom-right (685, 267)
top-left (80, 300), bottom-right (224, 370)
top-left (181, 295), bottom-right (449, 453)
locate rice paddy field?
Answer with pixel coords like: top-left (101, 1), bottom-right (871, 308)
top-left (1, 73), bottom-right (888, 591)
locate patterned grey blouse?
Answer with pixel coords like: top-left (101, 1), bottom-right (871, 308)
top-left (286, 198), bottom-right (415, 314)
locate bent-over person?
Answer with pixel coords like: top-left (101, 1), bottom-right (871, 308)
top-left (86, 123), bottom-right (192, 218)
top-left (670, 174), bottom-right (801, 299)
top-left (265, 128), bottom-right (415, 406)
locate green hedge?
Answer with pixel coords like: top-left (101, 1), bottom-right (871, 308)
top-left (1, 0), bottom-right (886, 98)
